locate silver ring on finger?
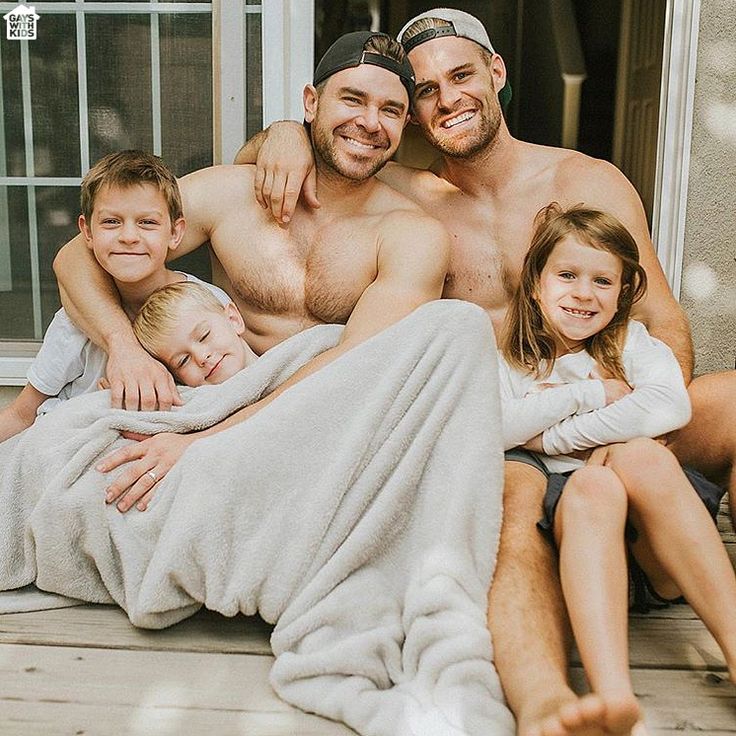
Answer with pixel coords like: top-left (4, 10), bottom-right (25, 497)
top-left (146, 469), bottom-right (159, 484)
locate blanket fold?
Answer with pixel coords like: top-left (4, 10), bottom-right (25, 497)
top-left (0, 300), bottom-right (513, 736)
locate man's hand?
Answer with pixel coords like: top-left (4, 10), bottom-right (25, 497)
top-left (253, 121), bottom-right (320, 225)
top-left (97, 431), bottom-right (198, 512)
top-left (585, 445), bottom-right (612, 465)
top-left (522, 434), bottom-right (544, 453)
top-left (106, 343), bottom-right (182, 411)
top-left (600, 378), bottom-right (632, 406)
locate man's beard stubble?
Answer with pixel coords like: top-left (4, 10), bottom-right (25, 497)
top-left (311, 121), bottom-right (393, 183)
top-left (422, 100), bottom-right (502, 160)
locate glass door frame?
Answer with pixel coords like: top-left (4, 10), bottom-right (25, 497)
top-left (652, 0), bottom-right (701, 300)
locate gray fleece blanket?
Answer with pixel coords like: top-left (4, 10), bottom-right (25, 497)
top-left (0, 300), bottom-right (512, 736)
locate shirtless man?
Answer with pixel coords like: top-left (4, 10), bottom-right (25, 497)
top-left (52, 31), bottom-right (449, 512)
top-left (235, 9), bottom-right (736, 736)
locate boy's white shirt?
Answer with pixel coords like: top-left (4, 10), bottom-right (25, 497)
top-left (498, 320), bottom-right (692, 474)
top-left (28, 273), bottom-right (231, 416)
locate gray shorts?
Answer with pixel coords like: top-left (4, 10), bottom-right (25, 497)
top-left (538, 464), bottom-right (726, 539)
top-left (503, 448), bottom-right (725, 533)
top-left (504, 448), bottom-right (549, 477)
top-left (505, 448), bottom-right (727, 613)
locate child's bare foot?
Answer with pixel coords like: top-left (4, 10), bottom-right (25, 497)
top-left (522, 693), bottom-right (641, 736)
top-left (631, 721), bottom-right (650, 736)
top-left (721, 641), bottom-right (736, 685)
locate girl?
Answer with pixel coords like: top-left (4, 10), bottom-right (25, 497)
top-left (499, 203), bottom-right (736, 730)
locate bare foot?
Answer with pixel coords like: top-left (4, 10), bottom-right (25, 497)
top-left (521, 693), bottom-right (642, 736)
top-left (721, 643), bottom-right (736, 685)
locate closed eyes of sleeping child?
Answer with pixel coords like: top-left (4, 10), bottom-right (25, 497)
top-left (133, 281), bottom-right (259, 387)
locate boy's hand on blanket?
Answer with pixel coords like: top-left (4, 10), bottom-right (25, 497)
top-left (97, 431), bottom-right (198, 512)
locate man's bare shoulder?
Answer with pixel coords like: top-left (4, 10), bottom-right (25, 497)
top-left (540, 147), bottom-right (639, 207)
top-left (179, 164), bottom-right (258, 209)
top-left (375, 200), bottom-right (451, 268)
top-left (376, 160), bottom-right (454, 199)
top-left (369, 176), bottom-right (447, 234)
top-left (177, 165), bottom-right (265, 250)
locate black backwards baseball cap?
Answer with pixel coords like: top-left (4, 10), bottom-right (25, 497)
top-left (313, 31), bottom-right (416, 101)
top-left (397, 8), bottom-right (512, 110)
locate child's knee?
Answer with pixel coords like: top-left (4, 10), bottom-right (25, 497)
top-left (607, 437), bottom-right (679, 487)
top-left (559, 466), bottom-right (627, 522)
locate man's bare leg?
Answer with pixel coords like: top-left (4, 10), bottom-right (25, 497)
top-left (492, 461), bottom-right (642, 736)
top-left (667, 371), bottom-right (736, 529)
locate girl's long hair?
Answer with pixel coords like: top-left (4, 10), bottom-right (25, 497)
top-left (502, 203), bottom-right (647, 382)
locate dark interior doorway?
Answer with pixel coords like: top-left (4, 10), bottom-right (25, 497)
top-left (313, 0), bottom-right (666, 223)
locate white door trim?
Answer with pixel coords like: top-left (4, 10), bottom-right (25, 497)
top-left (262, 0), bottom-right (314, 127)
top-left (651, 0), bottom-right (701, 299)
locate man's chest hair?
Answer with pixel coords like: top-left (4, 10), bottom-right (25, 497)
top-left (213, 213), bottom-right (379, 321)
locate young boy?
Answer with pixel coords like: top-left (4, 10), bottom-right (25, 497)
top-left (132, 281), bottom-right (258, 387)
top-left (0, 151), bottom-right (230, 443)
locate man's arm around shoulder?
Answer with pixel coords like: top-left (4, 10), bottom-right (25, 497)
top-left (375, 161), bottom-right (430, 201)
top-left (233, 121), bottom-right (320, 225)
top-left (558, 154), bottom-right (693, 381)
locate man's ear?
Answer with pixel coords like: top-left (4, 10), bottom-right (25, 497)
top-left (403, 111), bottom-right (411, 129)
top-left (169, 217), bottom-right (186, 252)
top-left (490, 53), bottom-right (507, 95)
top-left (78, 214), bottom-right (94, 250)
top-left (224, 302), bottom-right (246, 335)
top-left (303, 84), bottom-right (318, 123)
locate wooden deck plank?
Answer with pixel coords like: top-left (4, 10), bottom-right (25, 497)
top-left (0, 606), bottom-right (272, 655)
top-left (0, 642), bottom-right (281, 710)
top-left (570, 608), bottom-right (727, 671)
top-left (0, 643), bottom-right (355, 735)
top-left (4, 603), bottom-right (728, 674)
top-left (0, 703), bottom-right (355, 736)
top-left (571, 668), bottom-right (736, 733)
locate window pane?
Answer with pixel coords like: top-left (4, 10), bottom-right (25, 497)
top-left (30, 13), bottom-right (80, 176)
top-left (1, 8), bottom-right (217, 346)
top-left (1, 37), bottom-right (24, 175)
top-left (36, 186), bottom-right (79, 330)
top-left (160, 13), bottom-right (212, 174)
top-left (0, 187), bottom-right (33, 339)
top-left (86, 14), bottom-right (153, 162)
top-left (246, 12), bottom-right (262, 137)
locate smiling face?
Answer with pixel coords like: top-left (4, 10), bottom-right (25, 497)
top-left (305, 64), bottom-right (409, 181)
top-left (154, 303), bottom-right (250, 387)
top-left (537, 235), bottom-right (624, 355)
top-left (408, 37), bottom-right (504, 159)
top-left (79, 182), bottom-right (184, 286)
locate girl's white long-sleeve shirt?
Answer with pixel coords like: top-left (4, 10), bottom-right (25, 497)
top-left (498, 320), bottom-right (691, 473)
